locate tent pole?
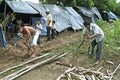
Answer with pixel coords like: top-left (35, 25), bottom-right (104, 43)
top-left (3, 1), bottom-right (7, 35)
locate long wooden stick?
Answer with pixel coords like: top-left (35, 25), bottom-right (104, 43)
top-left (10, 53), bottom-right (67, 80)
top-left (1, 53), bottom-right (67, 80)
top-left (24, 43), bottom-right (33, 53)
top-left (0, 53), bottom-right (50, 75)
top-left (109, 64), bottom-right (120, 80)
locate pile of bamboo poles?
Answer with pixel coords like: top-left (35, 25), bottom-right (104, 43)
top-left (0, 52), bottom-right (68, 80)
top-left (56, 64), bottom-right (120, 80)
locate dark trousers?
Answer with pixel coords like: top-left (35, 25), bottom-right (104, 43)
top-left (51, 29), bottom-right (55, 39)
top-left (47, 27), bottom-right (51, 41)
top-left (90, 39), bottom-right (103, 61)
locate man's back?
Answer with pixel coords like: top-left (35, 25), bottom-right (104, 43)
top-left (22, 26), bottom-right (35, 35)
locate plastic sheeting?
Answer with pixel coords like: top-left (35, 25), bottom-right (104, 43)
top-left (5, 0), bottom-right (84, 32)
top-left (65, 7), bottom-right (84, 30)
top-left (75, 7), bottom-right (102, 23)
top-left (28, 3), bottom-right (84, 32)
top-left (108, 11), bottom-right (118, 20)
top-left (5, 0), bottom-right (38, 14)
top-left (90, 7), bottom-right (102, 19)
top-left (43, 5), bottom-right (72, 32)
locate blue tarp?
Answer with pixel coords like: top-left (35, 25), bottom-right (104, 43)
top-left (108, 11), bottom-right (118, 20)
top-left (5, 0), bottom-right (38, 14)
top-left (65, 7), bottom-right (84, 30)
top-left (5, 1), bottom-right (85, 33)
top-left (28, 3), bottom-right (84, 32)
top-left (0, 27), bottom-right (7, 48)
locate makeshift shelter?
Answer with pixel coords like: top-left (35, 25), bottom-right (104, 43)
top-left (1, 0), bottom-right (84, 35)
top-left (108, 11), bottom-right (118, 20)
top-left (5, 0), bottom-right (38, 14)
top-left (73, 7), bottom-right (102, 23)
top-left (28, 2), bottom-right (84, 32)
top-left (65, 7), bottom-right (84, 30)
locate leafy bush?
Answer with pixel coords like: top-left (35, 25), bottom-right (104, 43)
top-left (97, 19), bottom-right (120, 53)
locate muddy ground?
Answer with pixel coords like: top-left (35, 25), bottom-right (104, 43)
top-left (0, 30), bottom-right (120, 80)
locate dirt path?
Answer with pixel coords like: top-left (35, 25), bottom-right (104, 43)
top-left (0, 30), bottom-right (120, 80)
top-left (0, 30), bottom-right (81, 70)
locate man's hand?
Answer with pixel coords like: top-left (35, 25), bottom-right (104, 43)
top-left (87, 33), bottom-right (99, 39)
top-left (87, 34), bottom-right (92, 39)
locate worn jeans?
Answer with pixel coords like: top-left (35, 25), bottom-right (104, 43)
top-left (90, 39), bottom-right (103, 61)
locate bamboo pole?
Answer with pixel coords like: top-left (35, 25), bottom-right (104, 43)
top-left (0, 53), bottom-right (50, 75)
top-left (109, 64), bottom-right (120, 80)
top-left (3, 1), bottom-right (6, 34)
top-left (1, 53), bottom-right (67, 80)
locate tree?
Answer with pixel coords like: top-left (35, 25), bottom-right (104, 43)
top-left (116, 3), bottom-right (120, 15)
top-left (76, 0), bottom-right (94, 8)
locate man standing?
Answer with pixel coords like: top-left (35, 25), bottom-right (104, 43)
top-left (46, 10), bottom-right (53, 41)
top-left (83, 21), bottom-right (104, 63)
top-left (35, 20), bottom-right (42, 44)
top-left (17, 25), bottom-right (39, 57)
top-left (51, 20), bottom-right (56, 39)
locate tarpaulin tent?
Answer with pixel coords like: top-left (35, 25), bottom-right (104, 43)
top-left (100, 11), bottom-right (118, 22)
top-left (5, 0), bottom-right (38, 14)
top-left (74, 7), bottom-right (102, 23)
top-left (28, 3), bottom-right (84, 32)
top-left (28, 3), bottom-right (71, 32)
top-left (43, 4), bottom-right (72, 32)
top-left (108, 11), bottom-right (118, 21)
top-left (65, 7), bottom-right (84, 30)
top-left (2, 0), bottom-right (84, 35)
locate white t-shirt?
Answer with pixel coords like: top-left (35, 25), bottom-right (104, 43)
top-left (83, 23), bottom-right (104, 42)
top-left (36, 24), bottom-right (42, 34)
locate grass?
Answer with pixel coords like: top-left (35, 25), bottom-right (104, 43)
top-left (51, 20), bottom-right (120, 65)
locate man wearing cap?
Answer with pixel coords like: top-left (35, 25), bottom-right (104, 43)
top-left (82, 21), bottom-right (104, 64)
top-left (46, 10), bottom-right (53, 41)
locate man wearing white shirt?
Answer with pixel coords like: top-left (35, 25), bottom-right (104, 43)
top-left (36, 20), bottom-right (42, 44)
top-left (46, 10), bottom-right (53, 41)
top-left (83, 21), bottom-right (104, 63)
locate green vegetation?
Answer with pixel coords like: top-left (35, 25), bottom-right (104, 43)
top-left (50, 20), bottom-right (120, 58)
top-left (41, 0), bottom-right (120, 15)
top-left (0, 0), bottom-right (120, 15)
top-left (94, 20), bottom-right (120, 56)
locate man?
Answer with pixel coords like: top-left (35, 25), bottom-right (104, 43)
top-left (46, 10), bottom-right (53, 41)
top-left (17, 25), bottom-right (39, 57)
top-left (35, 20), bottom-right (42, 44)
top-left (83, 21), bottom-right (104, 63)
top-left (51, 20), bottom-right (56, 39)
